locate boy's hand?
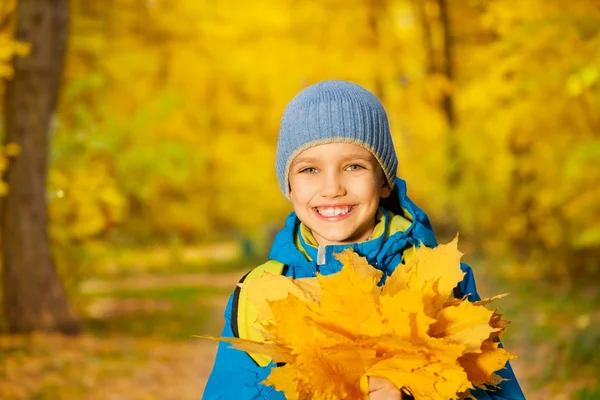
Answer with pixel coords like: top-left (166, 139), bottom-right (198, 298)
top-left (368, 377), bottom-right (404, 400)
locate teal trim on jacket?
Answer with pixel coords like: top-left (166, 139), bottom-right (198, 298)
top-left (202, 177), bottom-right (525, 400)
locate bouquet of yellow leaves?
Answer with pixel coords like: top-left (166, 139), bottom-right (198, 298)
top-left (203, 238), bottom-right (515, 400)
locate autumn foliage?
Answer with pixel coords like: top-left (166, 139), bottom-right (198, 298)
top-left (204, 239), bottom-right (515, 399)
top-left (0, 0), bottom-right (598, 397)
top-left (0, 0), bottom-right (28, 196)
top-left (1, 0), bottom-right (598, 284)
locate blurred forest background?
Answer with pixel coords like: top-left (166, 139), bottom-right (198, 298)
top-left (1, 0), bottom-right (599, 399)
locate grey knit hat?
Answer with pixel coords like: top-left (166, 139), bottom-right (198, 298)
top-left (276, 80), bottom-right (398, 198)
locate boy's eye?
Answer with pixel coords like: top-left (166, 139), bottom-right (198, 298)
top-left (299, 167), bottom-right (318, 174)
top-left (345, 164), bottom-right (365, 171)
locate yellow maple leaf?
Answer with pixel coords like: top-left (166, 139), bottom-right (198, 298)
top-left (473, 293), bottom-right (509, 306)
top-left (430, 300), bottom-right (500, 353)
top-left (200, 239), bottom-right (516, 400)
top-left (333, 249), bottom-right (383, 282)
top-left (297, 346), bottom-right (375, 399)
top-left (378, 290), bottom-right (436, 338)
top-left (383, 236), bottom-right (465, 316)
top-left (364, 342), bottom-right (473, 400)
top-left (319, 250), bottom-right (380, 300)
top-left (264, 364), bottom-right (301, 400)
top-left (201, 335), bottom-right (295, 365)
top-left (267, 293), bottom-right (317, 349)
top-left (459, 340), bottom-right (517, 387)
top-left (242, 272), bottom-right (307, 323)
top-left (292, 276), bottom-right (322, 303)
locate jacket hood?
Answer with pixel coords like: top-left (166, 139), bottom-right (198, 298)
top-left (268, 177), bottom-right (438, 278)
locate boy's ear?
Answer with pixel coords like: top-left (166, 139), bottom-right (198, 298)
top-left (380, 181), bottom-right (391, 199)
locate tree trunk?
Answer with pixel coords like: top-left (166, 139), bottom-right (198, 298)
top-left (412, 0), bottom-right (460, 235)
top-left (1, 0), bottom-right (81, 334)
top-left (412, 0), bottom-right (436, 75)
top-left (436, 0), bottom-right (460, 188)
top-left (437, 0), bottom-right (455, 128)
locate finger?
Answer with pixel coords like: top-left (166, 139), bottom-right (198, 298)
top-left (369, 376), bottom-right (397, 391)
top-left (369, 388), bottom-right (402, 400)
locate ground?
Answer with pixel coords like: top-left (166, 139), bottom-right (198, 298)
top-left (0, 270), bottom-right (235, 400)
top-left (1, 244), bottom-right (598, 399)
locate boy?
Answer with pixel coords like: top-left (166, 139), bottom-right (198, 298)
top-left (203, 80), bottom-right (525, 399)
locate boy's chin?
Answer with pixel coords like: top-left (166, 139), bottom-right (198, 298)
top-left (313, 230), bottom-right (363, 245)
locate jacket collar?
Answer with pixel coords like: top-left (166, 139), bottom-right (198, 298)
top-left (296, 208), bottom-right (389, 275)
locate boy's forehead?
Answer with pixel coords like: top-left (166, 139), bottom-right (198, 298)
top-left (292, 142), bottom-right (375, 164)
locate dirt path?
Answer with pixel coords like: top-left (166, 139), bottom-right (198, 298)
top-left (81, 271), bottom-right (244, 294)
top-left (0, 333), bottom-right (221, 400)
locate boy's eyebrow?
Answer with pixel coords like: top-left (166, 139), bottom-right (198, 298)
top-left (340, 153), bottom-right (375, 162)
top-left (291, 156), bottom-right (319, 166)
top-left (292, 153), bottom-right (375, 166)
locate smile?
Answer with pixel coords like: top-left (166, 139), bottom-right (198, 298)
top-left (314, 205), bottom-right (355, 218)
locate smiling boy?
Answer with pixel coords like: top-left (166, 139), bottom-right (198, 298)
top-left (289, 142), bottom-right (390, 246)
top-left (203, 80), bottom-right (525, 400)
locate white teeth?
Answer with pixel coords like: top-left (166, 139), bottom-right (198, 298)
top-left (316, 206), bottom-right (352, 217)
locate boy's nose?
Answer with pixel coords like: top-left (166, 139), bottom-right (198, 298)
top-left (320, 172), bottom-right (346, 198)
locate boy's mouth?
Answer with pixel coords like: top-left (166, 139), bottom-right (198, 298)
top-left (314, 205), bottom-right (355, 217)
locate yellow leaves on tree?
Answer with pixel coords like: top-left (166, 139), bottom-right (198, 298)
top-left (0, 34), bottom-right (30, 79)
top-left (0, 143), bottom-right (21, 196)
top-left (0, 0), bottom-right (26, 197)
top-left (49, 164), bottom-right (127, 242)
top-left (203, 238), bottom-right (516, 399)
top-left (0, 0), bottom-right (31, 80)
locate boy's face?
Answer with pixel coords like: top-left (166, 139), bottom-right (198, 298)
top-left (289, 142), bottom-right (391, 246)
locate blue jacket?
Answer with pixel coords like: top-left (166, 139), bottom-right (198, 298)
top-left (203, 178), bottom-right (525, 400)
